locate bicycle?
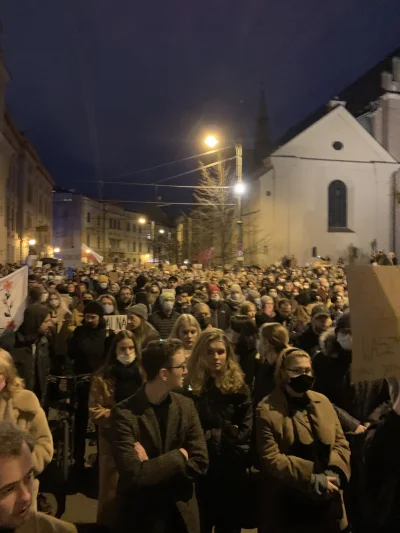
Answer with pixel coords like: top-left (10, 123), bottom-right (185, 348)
top-left (45, 374), bottom-right (92, 481)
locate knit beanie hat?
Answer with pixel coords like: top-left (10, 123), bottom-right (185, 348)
top-left (208, 284), bottom-right (221, 295)
top-left (98, 275), bottom-right (109, 284)
top-left (126, 304), bottom-right (148, 321)
top-left (159, 292), bottom-right (175, 305)
top-left (230, 284), bottom-right (242, 293)
top-left (248, 289), bottom-right (261, 300)
top-left (84, 301), bottom-right (105, 318)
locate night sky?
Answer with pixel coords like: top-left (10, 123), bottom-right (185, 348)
top-left (1, 0), bottom-right (400, 210)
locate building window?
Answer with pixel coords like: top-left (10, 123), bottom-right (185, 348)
top-left (138, 226), bottom-right (142, 235)
top-left (127, 223), bottom-right (130, 232)
top-left (132, 224), bottom-right (136, 233)
top-left (98, 215), bottom-right (100, 226)
top-left (87, 212), bottom-right (91, 223)
top-left (328, 180), bottom-right (347, 229)
top-left (312, 247), bottom-right (318, 257)
top-left (27, 182), bottom-right (33, 204)
top-left (139, 243), bottom-right (142, 253)
top-left (133, 242), bottom-right (136, 253)
top-left (109, 219), bottom-right (112, 229)
top-left (26, 213), bottom-right (32, 230)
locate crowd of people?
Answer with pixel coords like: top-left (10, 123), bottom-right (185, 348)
top-left (0, 260), bottom-right (398, 533)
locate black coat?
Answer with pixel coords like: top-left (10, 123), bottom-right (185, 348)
top-left (67, 319), bottom-right (113, 374)
top-left (209, 301), bottom-right (232, 331)
top-left (295, 323), bottom-right (320, 356)
top-left (110, 386), bottom-right (208, 533)
top-left (149, 310), bottom-right (180, 339)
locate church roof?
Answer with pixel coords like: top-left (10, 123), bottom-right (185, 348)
top-left (278, 47), bottom-right (400, 147)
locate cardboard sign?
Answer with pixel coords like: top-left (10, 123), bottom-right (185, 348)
top-left (61, 249), bottom-right (82, 268)
top-left (106, 264), bottom-right (114, 272)
top-left (109, 271), bottom-right (119, 283)
top-left (0, 267), bottom-right (28, 333)
top-left (104, 314), bottom-right (127, 331)
top-left (347, 265), bottom-right (400, 382)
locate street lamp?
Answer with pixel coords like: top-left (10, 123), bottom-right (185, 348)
top-left (159, 229), bottom-right (165, 234)
top-left (138, 217), bottom-right (146, 224)
top-left (28, 239), bottom-right (36, 246)
top-left (204, 135), bottom-right (218, 148)
top-left (204, 136), bottom-right (244, 265)
top-left (54, 247), bottom-right (60, 254)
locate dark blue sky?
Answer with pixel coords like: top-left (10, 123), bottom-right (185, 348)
top-left (1, 0), bottom-right (400, 208)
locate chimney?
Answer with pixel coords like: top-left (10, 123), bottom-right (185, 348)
top-left (327, 99), bottom-right (346, 109)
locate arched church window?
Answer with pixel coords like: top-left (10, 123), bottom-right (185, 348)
top-left (328, 180), bottom-right (347, 229)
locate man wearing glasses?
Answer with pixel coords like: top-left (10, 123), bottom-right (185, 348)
top-left (110, 339), bottom-right (208, 533)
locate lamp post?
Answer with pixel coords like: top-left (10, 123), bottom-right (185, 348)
top-left (204, 136), bottom-right (244, 265)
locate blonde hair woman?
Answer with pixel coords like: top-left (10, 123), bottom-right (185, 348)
top-left (256, 347), bottom-right (351, 533)
top-left (253, 323), bottom-right (290, 406)
top-left (188, 329), bottom-right (253, 532)
top-left (169, 314), bottom-right (201, 358)
top-left (0, 349), bottom-right (53, 507)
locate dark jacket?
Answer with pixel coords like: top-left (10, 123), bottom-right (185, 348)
top-left (209, 301), bottom-right (232, 331)
top-left (295, 323), bottom-right (320, 356)
top-left (253, 362), bottom-right (276, 407)
top-left (255, 312), bottom-right (275, 328)
top-left (110, 386), bottom-right (209, 533)
top-left (67, 319), bottom-right (112, 374)
top-left (0, 306), bottom-right (51, 404)
top-left (190, 379), bottom-right (253, 473)
top-left (149, 309), bottom-right (180, 339)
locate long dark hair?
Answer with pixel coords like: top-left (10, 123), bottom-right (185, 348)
top-left (98, 330), bottom-right (141, 378)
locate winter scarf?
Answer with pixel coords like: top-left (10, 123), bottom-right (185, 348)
top-left (111, 360), bottom-right (142, 403)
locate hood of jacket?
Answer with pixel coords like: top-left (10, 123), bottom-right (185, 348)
top-left (17, 305), bottom-right (49, 344)
top-left (319, 327), bottom-right (338, 357)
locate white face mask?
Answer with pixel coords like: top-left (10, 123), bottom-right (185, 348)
top-left (211, 295), bottom-right (220, 302)
top-left (163, 301), bottom-right (174, 313)
top-left (49, 300), bottom-right (60, 308)
top-left (337, 333), bottom-right (352, 351)
top-left (254, 298), bottom-right (262, 309)
top-left (117, 353), bottom-right (136, 366)
top-left (103, 304), bottom-right (114, 314)
top-left (100, 282), bottom-right (108, 289)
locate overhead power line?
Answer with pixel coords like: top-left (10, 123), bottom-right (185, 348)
top-left (113, 146), bottom-right (233, 180)
top-left (80, 181), bottom-right (232, 189)
top-left (94, 200), bottom-right (236, 206)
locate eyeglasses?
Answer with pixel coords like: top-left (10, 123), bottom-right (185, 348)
top-left (166, 363), bottom-right (187, 371)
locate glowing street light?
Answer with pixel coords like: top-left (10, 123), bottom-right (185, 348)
top-left (54, 247), bottom-right (60, 254)
top-left (138, 217), bottom-right (146, 224)
top-left (159, 229), bottom-right (165, 234)
top-left (234, 182), bottom-right (246, 195)
top-left (28, 239), bottom-right (36, 246)
top-left (204, 135), bottom-right (219, 148)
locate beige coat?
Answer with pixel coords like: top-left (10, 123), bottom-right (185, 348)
top-left (18, 511), bottom-right (77, 533)
top-left (88, 374), bottom-right (117, 527)
top-left (256, 388), bottom-right (351, 533)
top-left (0, 389), bottom-right (53, 476)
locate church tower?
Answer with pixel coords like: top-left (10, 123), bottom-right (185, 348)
top-left (254, 87), bottom-right (273, 165)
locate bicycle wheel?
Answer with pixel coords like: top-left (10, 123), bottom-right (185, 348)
top-left (62, 419), bottom-right (69, 482)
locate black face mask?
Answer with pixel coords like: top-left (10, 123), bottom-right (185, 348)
top-left (197, 317), bottom-right (211, 330)
top-left (288, 374), bottom-right (315, 394)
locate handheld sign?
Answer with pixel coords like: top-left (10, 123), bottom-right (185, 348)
top-left (347, 265), bottom-right (400, 382)
top-left (104, 315), bottom-right (127, 331)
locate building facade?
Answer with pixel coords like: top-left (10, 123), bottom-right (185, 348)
top-left (53, 190), bottom-right (176, 264)
top-left (243, 104), bottom-right (399, 266)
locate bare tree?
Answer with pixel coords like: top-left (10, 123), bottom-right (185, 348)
top-left (191, 161), bottom-right (236, 266)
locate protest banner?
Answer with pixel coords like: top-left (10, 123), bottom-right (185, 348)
top-left (104, 314), bottom-right (127, 331)
top-left (61, 249), bottom-right (82, 268)
top-left (105, 264), bottom-right (114, 272)
top-left (347, 265), bottom-right (400, 382)
top-left (109, 271), bottom-right (119, 283)
top-left (0, 267), bottom-right (28, 333)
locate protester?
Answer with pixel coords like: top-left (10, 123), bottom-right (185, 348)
top-left (208, 285), bottom-right (232, 331)
top-left (255, 295), bottom-right (276, 327)
top-left (117, 285), bottom-right (134, 314)
top-left (240, 301), bottom-right (257, 321)
top-left (126, 304), bottom-right (159, 350)
top-left (192, 303), bottom-right (213, 332)
top-left (0, 421), bottom-right (76, 532)
top-left (188, 329), bottom-right (253, 533)
top-left (174, 286), bottom-right (192, 314)
top-left (149, 292), bottom-right (180, 339)
top-left (0, 306), bottom-right (53, 405)
top-left (0, 350), bottom-right (53, 508)
top-left (67, 301), bottom-right (111, 471)
top-left (256, 347), bottom-right (351, 533)
top-left (253, 322), bottom-right (290, 406)
top-left (97, 274), bottom-right (110, 296)
top-left (47, 291), bottom-right (72, 374)
top-left (98, 294), bottom-right (119, 316)
top-left (169, 314), bottom-right (201, 359)
top-left (89, 331), bottom-right (142, 527)
top-left (110, 339), bottom-right (208, 533)
top-left (134, 274), bottom-right (150, 305)
top-left (230, 315), bottom-right (259, 387)
top-left (296, 304), bottom-right (330, 356)
top-left (225, 284), bottom-right (245, 314)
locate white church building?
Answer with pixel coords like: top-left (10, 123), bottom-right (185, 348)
top-left (243, 100), bottom-right (400, 266)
